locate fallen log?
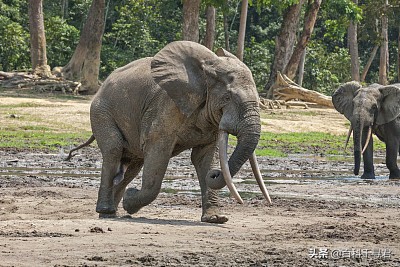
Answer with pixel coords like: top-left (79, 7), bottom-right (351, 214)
top-left (269, 72), bottom-right (334, 108)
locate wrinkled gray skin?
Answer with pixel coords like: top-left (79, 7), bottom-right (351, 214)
top-left (332, 81), bottom-right (400, 179)
top-left (89, 41), bottom-right (261, 223)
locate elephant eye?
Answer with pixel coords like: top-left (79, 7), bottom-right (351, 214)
top-left (221, 93), bottom-right (230, 105)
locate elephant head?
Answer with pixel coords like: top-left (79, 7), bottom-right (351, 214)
top-left (332, 81), bottom-right (400, 175)
top-left (151, 41), bottom-right (268, 203)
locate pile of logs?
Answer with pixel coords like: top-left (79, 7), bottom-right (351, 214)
top-left (0, 71), bottom-right (81, 94)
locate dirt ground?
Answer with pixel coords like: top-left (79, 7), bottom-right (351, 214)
top-left (0, 95), bottom-right (399, 267)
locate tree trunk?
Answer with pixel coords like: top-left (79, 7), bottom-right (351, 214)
top-left (223, 0), bottom-right (230, 51)
top-left (297, 48), bottom-right (306, 86)
top-left (284, 0), bottom-right (321, 80)
top-left (264, 0), bottom-right (305, 97)
top-left (182, 0), bottom-right (201, 42)
top-left (361, 44), bottom-right (379, 82)
top-left (28, 0), bottom-right (51, 77)
top-left (347, 0), bottom-right (360, 81)
top-left (204, 5), bottom-right (216, 50)
top-left (398, 27), bottom-right (400, 82)
top-left (62, 0), bottom-right (105, 94)
top-left (236, 0), bottom-right (249, 61)
top-left (379, 0), bottom-right (389, 85)
top-left (61, 0), bottom-right (68, 19)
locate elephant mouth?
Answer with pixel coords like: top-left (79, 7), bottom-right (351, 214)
top-left (217, 130), bottom-right (272, 204)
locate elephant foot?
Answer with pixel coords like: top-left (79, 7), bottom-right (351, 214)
top-left (389, 169), bottom-right (400, 179)
top-left (99, 212), bottom-right (117, 219)
top-left (201, 206), bottom-right (228, 224)
top-left (96, 203), bottom-right (116, 215)
top-left (361, 172), bottom-right (375, 179)
top-left (122, 188), bottom-right (143, 214)
top-left (201, 214), bottom-right (228, 224)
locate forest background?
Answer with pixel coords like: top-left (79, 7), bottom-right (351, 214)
top-left (1, 0), bottom-right (400, 96)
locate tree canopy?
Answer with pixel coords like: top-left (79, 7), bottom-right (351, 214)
top-left (1, 0), bottom-right (400, 96)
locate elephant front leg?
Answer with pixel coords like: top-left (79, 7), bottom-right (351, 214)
top-left (361, 133), bottom-right (375, 179)
top-left (112, 159), bottom-right (144, 210)
top-left (192, 144), bottom-right (228, 224)
top-left (122, 145), bottom-right (171, 214)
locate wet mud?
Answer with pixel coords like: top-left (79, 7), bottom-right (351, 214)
top-left (1, 146), bottom-right (399, 266)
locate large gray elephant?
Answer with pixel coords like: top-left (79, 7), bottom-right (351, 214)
top-left (67, 41), bottom-right (271, 223)
top-left (332, 81), bottom-right (400, 179)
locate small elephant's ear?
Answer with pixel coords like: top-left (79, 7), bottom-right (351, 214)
top-left (332, 81), bottom-right (362, 121)
top-left (151, 41), bottom-right (219, 117)
top-left (376, 85), bottom-right (400, 125)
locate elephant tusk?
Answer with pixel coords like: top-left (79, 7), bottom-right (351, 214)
top-left (361, 126), bottom-right (372, 154)
top-left (344, 126), bottom-right (352, 151)
top-left (218, 130), bottom-right (244, 204)
top-left (249, 152), bottom-right (272, 205)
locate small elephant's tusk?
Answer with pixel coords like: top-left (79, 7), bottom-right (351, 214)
top-left (344, 126), bottom-right (352, 151)
top-left (218, 130), bottom-right (244, 204)
top-left (361, 126), bottom-right (372, 154)
top-left (249, 152), bottom-right (272, 205)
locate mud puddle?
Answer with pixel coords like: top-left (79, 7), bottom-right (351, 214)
top-left (1, 147), bottom-right (399, 207)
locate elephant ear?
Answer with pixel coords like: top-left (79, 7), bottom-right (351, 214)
top-left (216, 48), bottom-right (237, 59)
top-left (151, 41), bottom-right (219, 117)
top-left (376, 85), bottom-right (400, 125)
top-left (332, 81), bottom-right (362, 121)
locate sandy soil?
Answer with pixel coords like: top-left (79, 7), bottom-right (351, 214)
top-left (0, 95), bottom-right (399, 267)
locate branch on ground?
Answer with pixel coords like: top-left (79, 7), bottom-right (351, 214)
top-left (264, 72), bottom-right (333, 108)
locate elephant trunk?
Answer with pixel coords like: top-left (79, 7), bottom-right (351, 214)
top-left (228, 120), bottom-right (261, 177)
top-left (208, 104), bottom-right (262, 204)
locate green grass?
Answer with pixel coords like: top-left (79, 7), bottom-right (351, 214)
top-left (229, 132), bottom-right (386, 158)
top-left (0, 130), bottom-right (92, 151)
top-left (259, 132), bottom-right (386, 157)
top-left (0, 103), bottom-right (57, 109)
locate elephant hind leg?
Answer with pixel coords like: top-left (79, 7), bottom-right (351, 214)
top-left (386, 139), bottom-right (400, 179)
top-left (94, 127), bottom-right (126, 217)
top-left (113, 158), bottom-right (144, 210)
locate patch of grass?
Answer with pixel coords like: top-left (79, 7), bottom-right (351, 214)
top-left (0, 102), bottom-right (56, 108)
top-left (255, 148), bottom-right (287, 157)
top-left (229, 131), bottom-right (386, 158)
top-left (0, 130), bottom-right (92, 151)
top-left (258, 132), bottom-right (386, 157)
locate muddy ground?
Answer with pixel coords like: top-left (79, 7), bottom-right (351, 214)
top-left (0, 95), bottom-right (399, 267)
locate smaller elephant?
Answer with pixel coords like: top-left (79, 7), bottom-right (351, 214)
top-left (332, 81), bottom-right (400, 179)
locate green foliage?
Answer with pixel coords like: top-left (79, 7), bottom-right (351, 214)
top-left (101, 0), bottom-right (182, 77)
top-left (45, 16), bottom-right (80, 68)
top-left (0, 17), bottom-right (30, 71)
top-left (303, 41), bottom-right (351, 96)
top-left (0, 0), bottom-right (397, 93)
top-left (0, 0), bottom-right (30, 71)
top-left (244, 37), bottom-right (274, 90)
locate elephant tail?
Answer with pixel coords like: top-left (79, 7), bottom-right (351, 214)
top-left (65, 135), bottom-right (96, 161)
